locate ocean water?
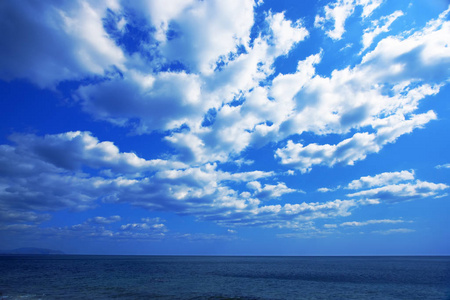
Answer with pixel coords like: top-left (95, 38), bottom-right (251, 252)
top-left (0, 256), bottom-right (449, 299)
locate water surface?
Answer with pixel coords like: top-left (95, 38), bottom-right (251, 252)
top-left (1, 255), bottom-right (449, 299)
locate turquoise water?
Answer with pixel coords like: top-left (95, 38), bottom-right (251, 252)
top-left (1, 256), bottom-right (449, 299)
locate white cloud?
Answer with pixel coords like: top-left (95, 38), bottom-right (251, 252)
top-left (158, 0), bottom-right (255, 74)
top-left (357, 0), bottom-right (384, 18)
top-left (317, 187), bottom-right (335, 193)
top-left (276, 111), bottom-right (436, 172)
top-left (361, 6), bottom-right (450, 78)
top-left (266, 11), bottom-right (309, 56)
top-left (347, 180), bottom-right (449, 202)
top-left (436, 163), bottom-right (450, 169)
top-left (317, 169), bottom-right (448, 206)
top-left (361, 10), bottom-right (404, 52)
top-left (88, 215), bottom-right (121, 224)
top-left (73, 9), bottom-right (309, 161)
top-left (247, 181), bottom-right (297, 200)
top-left (120, 220), bottom-right (167, 232)
top-left (347, 170), bottom-right (415, 189)
top-left (315, 0), bottom-right (383, 40)
top-left (361, 10), bottom-right (403, 51)
top-left (225, 199), bottom-right (358, 228)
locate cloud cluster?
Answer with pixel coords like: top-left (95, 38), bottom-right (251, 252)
top-left (3, 131), bottom-right (348, 229)
top-left (0, 134), bottom-right (446, 238)
top-left (7, 131), bottom-right (430, 229)
top-left (1, 0), bottom-right (449, 242)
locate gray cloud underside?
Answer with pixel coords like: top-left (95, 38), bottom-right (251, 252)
top-left (1, 132), bottom-right (447, 230)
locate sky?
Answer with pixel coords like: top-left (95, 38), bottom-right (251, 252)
top-left (0, 0), bottom-right (449, 255)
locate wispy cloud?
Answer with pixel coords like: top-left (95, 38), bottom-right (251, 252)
top-left (315, 0), bottom-right (383, 40)
top-left (372, 228), bottom-right (415, 235)
top-left (361, 10), bottom-right (404, 52)
top-left (436, 163), bottom-right (450, 169)
top-left (340, 219), bottom-right (408, 227)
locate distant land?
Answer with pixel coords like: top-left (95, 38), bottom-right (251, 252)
top-left (0, 247), bottom-right (65, 255)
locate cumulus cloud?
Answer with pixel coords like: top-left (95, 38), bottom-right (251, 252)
top-left (152, 0), bottom-right (255, 74)
top-left (212, 199), bottom-right (358, 228)
top-left (266, 11), bottom-right (309, 55)
top-left (246, 181), bottom-right (297, 200)
top-left (87, 215), bottom-right (121, 224)
top-left (317, 186), bottom-right (340, 193)
top-left (347, 170), bottom-right (415, 189)
top-left (271, 8), bottom-right (450, 171)
top-left (73, 7), bottom-right (310, 144)
top-left (276, 111), bottom-right (436, 172)
top-left (120, 218), bottom-right (167, 232)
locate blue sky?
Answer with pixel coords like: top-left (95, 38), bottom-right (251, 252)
top-left (1, 0), bottom-right (449, 255)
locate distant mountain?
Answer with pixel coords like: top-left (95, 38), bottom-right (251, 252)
top-left (0, 247), bottom-right (65, 255)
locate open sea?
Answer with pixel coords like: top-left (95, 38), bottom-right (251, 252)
top-left (0, 255), bottom-right (449, 299)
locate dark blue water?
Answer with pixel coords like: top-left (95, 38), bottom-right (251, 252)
top-left (1, 256), bottom-right (449, 299)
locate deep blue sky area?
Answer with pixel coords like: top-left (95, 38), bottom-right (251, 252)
top-left (0, 0), bottom-right (449, 255)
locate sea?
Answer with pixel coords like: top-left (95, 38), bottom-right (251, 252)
top-left (0, 255), bottom-right (449, 299)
